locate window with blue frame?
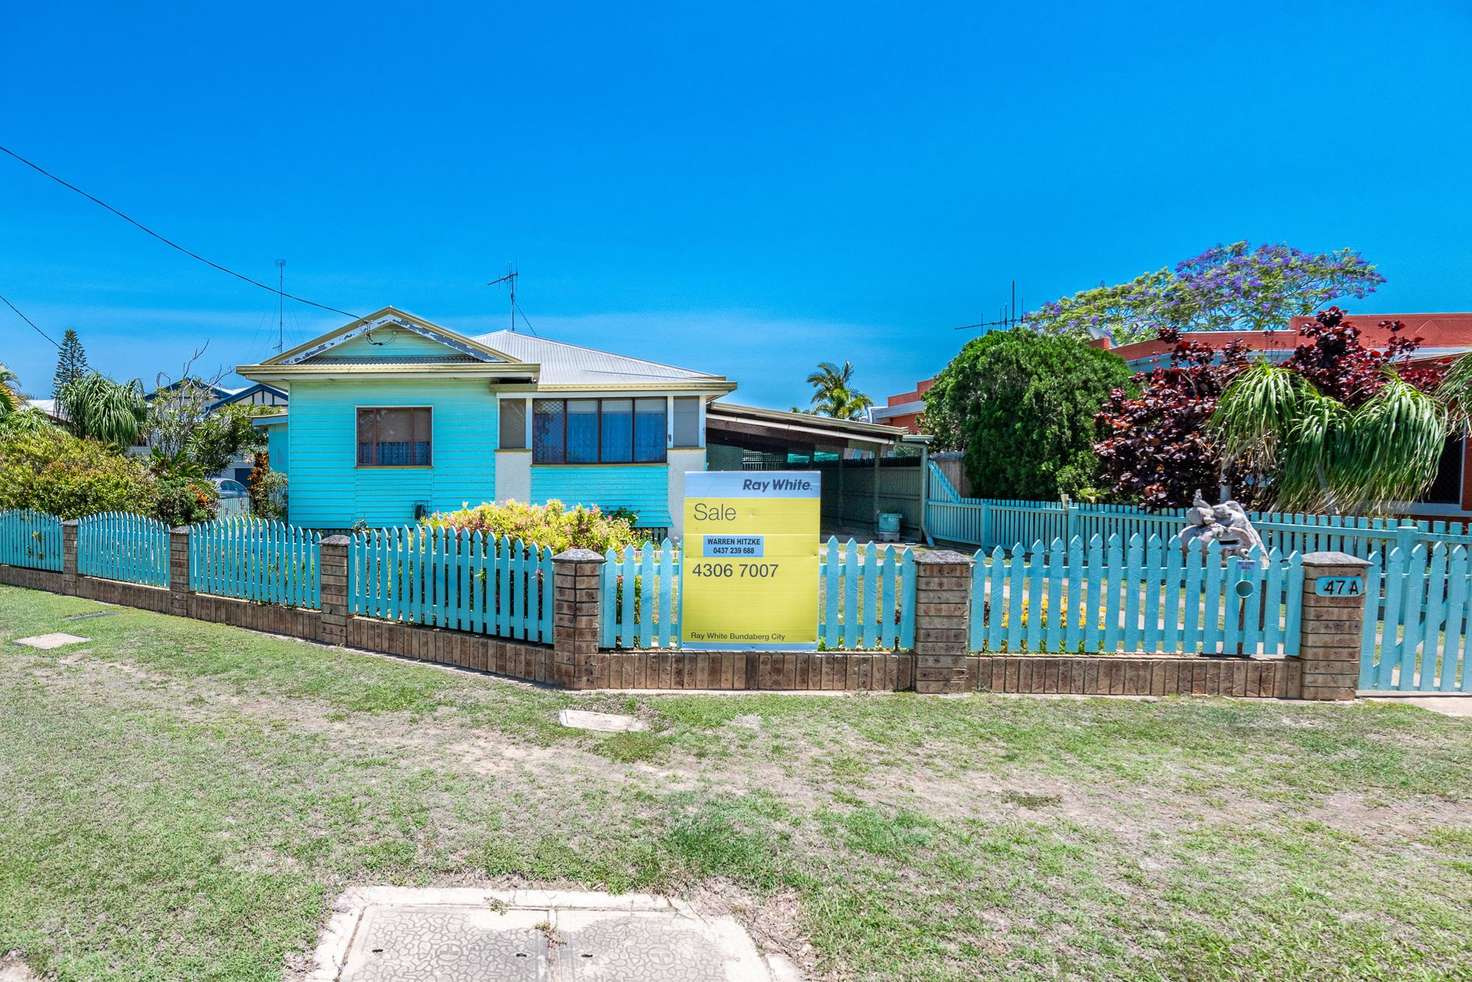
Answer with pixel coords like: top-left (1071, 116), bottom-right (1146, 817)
top-left (532, 398), bottom-right (667, 463)
top-left (357, 407), bottom-right (431, 466)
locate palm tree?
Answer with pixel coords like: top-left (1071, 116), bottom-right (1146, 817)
top-left (56, 372), bottom-right (149, 448)
top-left (0, 364), bottom-right (19, 415)
top-left (1211, 362), bottom-right (1447, 515)
top-left (805, 361), bottom-right (874, 420)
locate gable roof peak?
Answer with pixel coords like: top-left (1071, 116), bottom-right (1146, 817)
top-left (473, 328), bottom-right (728, 388)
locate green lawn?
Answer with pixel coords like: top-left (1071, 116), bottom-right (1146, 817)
top-left (2, 585), bottom-right (1471, 980)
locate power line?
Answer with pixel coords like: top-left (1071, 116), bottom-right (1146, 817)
top-left (0, 143), bottom-right (361, 321)
top-left (0, 293), bottom-right (61, 349)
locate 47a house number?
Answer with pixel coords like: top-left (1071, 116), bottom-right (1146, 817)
top-left (1315, 576), bottom-right (1364, 597)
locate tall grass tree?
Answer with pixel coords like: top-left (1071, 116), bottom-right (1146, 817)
top-left (56, 371), bottom-right (149, 448)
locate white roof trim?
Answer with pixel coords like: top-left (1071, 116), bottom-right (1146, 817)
top-left (284, 314), bottom-right (505, 366)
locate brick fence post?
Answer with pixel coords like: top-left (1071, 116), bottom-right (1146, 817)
top-left (1298, 551), bottom-right (1371, 701)
top-left (912, 549), bottom-right (974, 694)
top-left (553, 548), bottom-right (605, 689)
top-left (168, 526), bottom-right (191, 617)
top-left (319, 535), bottom-right (351, 646)
top-left (61, 519), bottom-right (79, 596)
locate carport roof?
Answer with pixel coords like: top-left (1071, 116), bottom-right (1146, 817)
top-left (705, 402), bottom-right (924, 451)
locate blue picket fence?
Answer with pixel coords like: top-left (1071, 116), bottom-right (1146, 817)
top-left (0, 508), bottom-right (63, 571)
top-left (601, 538), bottom-right (917, 651)
top-left (819, 538), bottom-right (916, 650)
top-left (969, 534), bottom-right (1304, 657)
top-left (77, 512), bottom-right (170, 587)
top-left (927, 461), bottom-right (1470, 572)
top-left (1361, 544), bottom-right (1472, 692)
top-left (190, 517), bottom-right (321, 608)
top-left (602, 541), bottom-right (683, 649)
top-left (349, 527), bottom-right (555, 642)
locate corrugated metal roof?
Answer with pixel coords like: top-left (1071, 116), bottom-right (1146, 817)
top-left (472, 330), bottom-right (726, 387)
top-left (706, 402), bottom-right (916, 446)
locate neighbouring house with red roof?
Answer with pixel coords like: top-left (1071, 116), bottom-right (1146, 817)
top-left (869, 378), bottom-right (933, 433)
top-left (882, 312), bottom-right (1472, 518)
top-left (1099, 312), bottom-right (1472, 519)
top-left (1100, 313), bottom-right (1472, 374)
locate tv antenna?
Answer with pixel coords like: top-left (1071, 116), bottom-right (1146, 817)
top-left (954, 279), bottom-right (1025, 331)
top-left (275, 259), bottom-right (286, 352)
top-left (487, 265), bottom-right (519, 333)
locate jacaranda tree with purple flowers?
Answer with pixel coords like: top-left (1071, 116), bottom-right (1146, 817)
top-left (1024, 242), bottom-right (1385, 345)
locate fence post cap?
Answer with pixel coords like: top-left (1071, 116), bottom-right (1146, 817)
top-left (170, 526), bottom-right (192, 535)
top-left (320, 534), bottom-right (351, 547)
top-left (60, 518), bottom-right (79, 527)
top-left (914, 549), bottom-right (974, 565)
top-left (553, 548), bottom-right (607, 564)
top-left (1300, 551), bottom-right (1372, 568)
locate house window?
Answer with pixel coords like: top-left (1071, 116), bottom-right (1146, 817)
top-left (532, 398), bottom-right (668, 464)
top-left (357, 408), bottom-right (431, 466)
top-left (601, 399), bottom-right (633, 463)
top-left (533, 400), bottom-right (565, 461)
top-left (672, 397), bottom-right (701, 447)
top-left (499, 399), bottom-right (527, 449)
top-left (635, 398), bottom-right (667, 461)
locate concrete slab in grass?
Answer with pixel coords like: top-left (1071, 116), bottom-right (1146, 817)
top-left (12, 633), bottom-right (89, 650)
top-left (1363, 695), bottom-right (1472, 718)
top-left (558, 709), bottom-right (648, 733)
top-left (309, 886), bottom-right (786, 981)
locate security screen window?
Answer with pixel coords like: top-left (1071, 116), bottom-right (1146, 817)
top-left (532, 398), bottom-right (669, 464)
top-left (672, 396), bottom-right (700, 447)
top-left (499, 398), bottom-right (527, 449)
top-left (533, 399), bottom-right (565, 462)
top-left (357, 408), bottom-right (431, 466)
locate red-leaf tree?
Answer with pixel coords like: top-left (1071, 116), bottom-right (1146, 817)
top-left (1092, 330), bottom-right (1249, 509)
top-left (1280, 307), bottom-right (1440, 406)
top-left (1092, 309), bottom-right (1441, 509)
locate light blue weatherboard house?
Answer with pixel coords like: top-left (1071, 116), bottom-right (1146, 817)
top-left (238, 306), bottom-right (737, 536)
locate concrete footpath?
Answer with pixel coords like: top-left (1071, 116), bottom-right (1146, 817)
top-left (1362, 695), bottom-right (1472, 718)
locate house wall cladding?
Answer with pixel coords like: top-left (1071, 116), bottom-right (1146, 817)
top-left (287, 378), bottom-right (499, 528)
top-left (530, 464), bottom-right (672, 527)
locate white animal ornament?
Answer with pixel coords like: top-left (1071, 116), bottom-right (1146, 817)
top-left (1178, 491), bottom-right (1267, 564)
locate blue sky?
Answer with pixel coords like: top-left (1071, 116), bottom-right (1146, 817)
top-left (3, 1), bottom-right (1470, 409)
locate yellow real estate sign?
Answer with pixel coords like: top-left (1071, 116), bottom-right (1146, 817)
top-left (681, 471), bottom-right (820, 650)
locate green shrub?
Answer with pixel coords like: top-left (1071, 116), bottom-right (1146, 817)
top-left (423, 499), bottom-right (642, 553)
top-left (925, 328), bottom-right (1133, 499)
top-left (0, 428), bottom-right (154, 518)
top-left (0, 427), bottom-right (217, 523)
top-left (152, 473), bottom-right (219, 527)
top-left (247, 451), bottom-right (287, 520)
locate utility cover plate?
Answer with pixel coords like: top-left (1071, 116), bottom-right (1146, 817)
top-left (558, 709), bottom-right (648, 733)
top-left (13, 633), bottom-right (89, 650)
top-left (311, 888), bottom-right (777, 982)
